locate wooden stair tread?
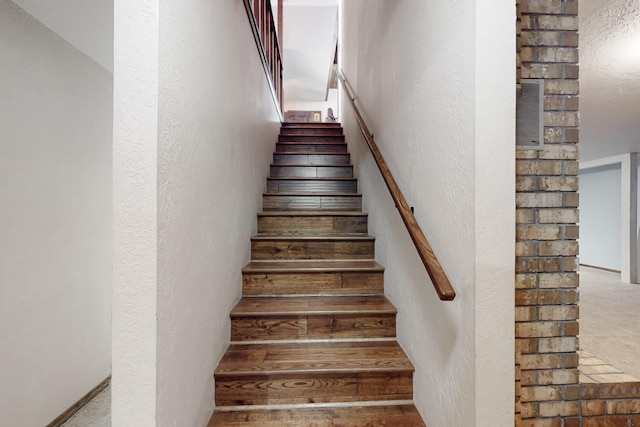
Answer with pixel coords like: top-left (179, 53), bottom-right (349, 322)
top-left (282, 122), bottom-right (342, 126)
top-left (275, 144), bottom-right (348, 154)
top-left (265, 192), bottom-right (361, 197)
top-left (263, 194), bottom-right (362, 211)
top-left (251, 234), bottom-right (374, 241)
top-left (279, 135), bottom-right (344, 138)
top-left (259, 210), bottom-right (366, 217)
top-left (208, 404), bottom-right (426, 426)
top-left (274, 150), bottom-right (347, 155)
top-left (280, 128), bottom-right (344, 132)
top-left (215, 341), bottom-right (413, 376)
top-left (269, 166), bottom-right (353, 178)
top-left (267, 177), bottom-right (356, 181)
top-left (273, 157), bottom-right (351, 166)
top-left (278, 143), bottom-right (347, 145)
top-left (271, 163), bottom-right (352, 167)
top-left (243, 260), bottom-right (384, 273)
top-left (231, 295), bottom-right (396, 316)
top-left (281, 124), bottom-right (343, 128)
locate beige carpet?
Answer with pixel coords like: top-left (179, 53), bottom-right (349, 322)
top-left (61, 385), bottom-right (110, 427)
top-left (579, 266), bottom-right (640, 380)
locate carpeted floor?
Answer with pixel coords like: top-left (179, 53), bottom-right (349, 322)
top-left (579, 266), bottom-right (640, 380)
top-left (61, 385), bottom-right (110, 427)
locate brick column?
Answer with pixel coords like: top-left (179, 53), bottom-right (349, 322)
top-left (516, 0), bottom-right (523, 85)
top-left (515, 1), bottom-right (580, 426)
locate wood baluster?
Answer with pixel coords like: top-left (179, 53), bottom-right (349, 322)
top-left (243, 0), bottom-right (283, 115)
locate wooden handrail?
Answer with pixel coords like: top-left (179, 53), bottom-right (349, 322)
top-left (338, 69), bottom-right (456, 301)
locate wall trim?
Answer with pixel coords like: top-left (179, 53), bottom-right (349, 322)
top-left (581, 153), bottom-right (638, 283)
top-left (46, 376), bottom-right (111, 427)
top-left (580, 154), bottom-right (627, 170)
top-left (580, 263), bottom-right (622, 274)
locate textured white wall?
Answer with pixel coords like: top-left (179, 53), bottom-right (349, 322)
top-left (341, 1), bottom-right (514, 425)
top-left (580, 165), bottom-right (622, 270)
top-left (156, 1), bottom-right (280, 426)
top-left (11, 0), bottom-right (113, 73)
top-left (0, 2), bottom-right (112, 426)
top-left (474, 0), bottom-right (516, 424)
top-left (112, 1), bottom-right (159, 425)
top-left (113, 1), bottom-right (281, 425)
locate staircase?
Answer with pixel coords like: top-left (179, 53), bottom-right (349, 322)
top-left (208, 123), bottom-right (427, 426)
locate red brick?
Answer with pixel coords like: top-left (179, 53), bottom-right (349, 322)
top-left (582, 400), bottom-right (606, 416)
top-left (582, 416), bottom-right (631, 427)
top-left (516, 290), bottom-right (563, 306)
top-left (538, 369), bottom-right (579, 385)
top-left (581, 382), bottom-right (600, 400)
top-left (607, 399), bottom-right (640, 414)
top-left (520, 0), bottom-right (563, 14)
top-left (538, 401), bottom-right (579, 416)
top-left (521, 385), bottom-right (562, 402)
top-left (521, 353), bottom-right (563, 370)
top-left (600, 383), bottom-right (640, 399)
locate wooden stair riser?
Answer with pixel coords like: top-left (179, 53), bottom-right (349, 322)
top-left (273, 153), bottom-right (350, 166)
top-left (267, 178), bottom-right (357, 194)
top-left (263, 194), bottom-right (362, 211)
top-left (270, 165), bottom-right (353, 178)
top-left (242, 271), bottom-right (384, 296)
top-left (231, 313), bottom-right (397, 341)
top-left (278, 134), bottom-right (345, 143)
top-left (279, 127), bottom-right (344, 136)
top-left (275, 143), bottom-right (348, 153)
top-left (214, 371), bottom-right (414, 406)
top-left (251, 238), bottom-right (375, 261)
top-left (258, 214), bottom-right (367, 234)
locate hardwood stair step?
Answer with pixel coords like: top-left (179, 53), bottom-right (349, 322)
top-left (208, 403), bottom-right (427, 426)
top-left (251, 235), bottom-right (375, 261)
top-left (273, 153), bottom-right (350, 166)
top-left (270, 165), bottom-right (353, 178)
top-left (276, 142), bottom-right (348, 153)
top-left (263, 193), bottom-right (362, 211)
top-left (232, 295), bottom-right (396, 316)
top-left (209, 122), bottom-right (427, 426)
top-left (267, 177), bottom-right (358, 194)
top-left (215, 341), bottom-right (413, 376)
top-left (242, 260), bottom-right (384, 296)
top-left (258, 211), bottom-right (367, 234)
top-left (279, 127), bottom-right (344, 136)
top-left (242, 260), bottom-right (384, 273)
top-left (214, 341), bottom-right (414, 406)
top-left (278, 134), bottom-right (345, 143)
top-left (231, 295), bottom-right (397, 341)
top-left (281, 122), bottom-right (342, 128)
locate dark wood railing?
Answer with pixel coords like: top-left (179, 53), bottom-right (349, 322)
top-left (338, 69), bottom-right (456, 301)
top-left (244, 0), bottom-right (283, 115)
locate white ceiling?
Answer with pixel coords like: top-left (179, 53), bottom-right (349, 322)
top-left (282, 0), bottom-right (338, 103)
top-left (8, 0), bottom-right (638, 161)
top-left (11, 0), bottom-right (113, 73)
top-left (580, 0), bottom-right (640, 161)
